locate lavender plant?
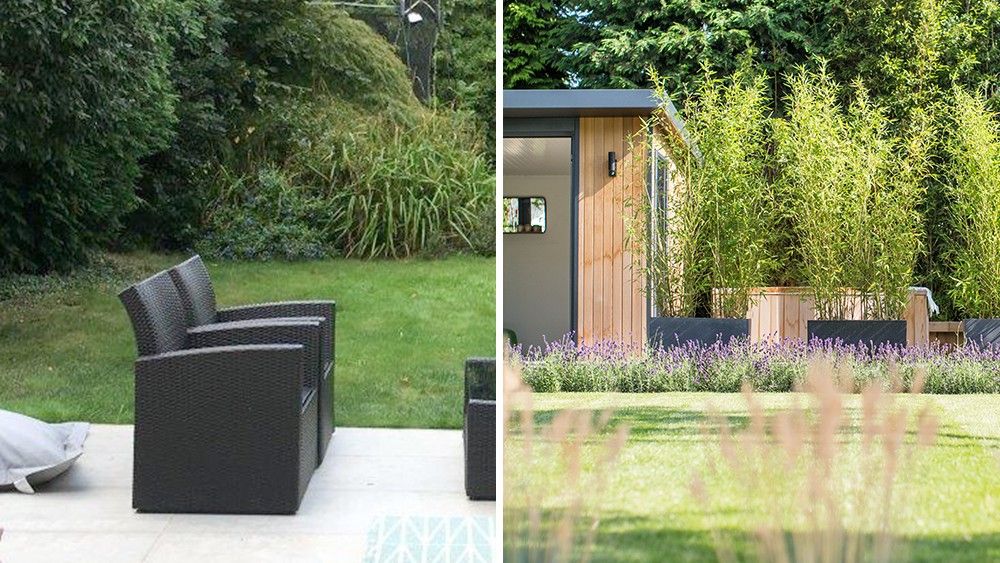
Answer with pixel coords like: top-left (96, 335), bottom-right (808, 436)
top-left (510, 335), bottom-right (1000, 394)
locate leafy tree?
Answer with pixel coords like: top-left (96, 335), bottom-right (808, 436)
top-left (129, 0), bottom-right (240, 250)
top-left (542, 0), bottom-right (840, 109)
top-left (503, 0), bottom-right (567, 88)
top-left (0, 0), bottom-right (176, 273)
top-left (436, 0), bottom-right (497, 152)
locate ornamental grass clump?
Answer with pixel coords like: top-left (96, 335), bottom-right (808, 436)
top-left (693, 360), bottom-right (939, 562)
top-left (775, 66), bottom-right (930, 320)
top-left (503, 357), bottom-right (629, 561)
top-left (945, 86), bottom-right (1000, 318)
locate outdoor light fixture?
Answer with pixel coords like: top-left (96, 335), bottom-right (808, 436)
top-left (400, 0), bottom-right (434, 24)
top-left (608, 151), bottom-right (617, 177)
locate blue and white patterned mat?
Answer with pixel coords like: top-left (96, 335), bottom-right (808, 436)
top-left (363, 515), bottom-right (495, 562)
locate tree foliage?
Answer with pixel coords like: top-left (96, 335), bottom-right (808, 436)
top-left (0, 0), bottom-right (176, 273)
top-left (436, 0), bottom-right (497, 152)
top-left (503, 0), bottom-right (567, 88)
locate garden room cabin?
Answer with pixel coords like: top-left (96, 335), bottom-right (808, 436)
top-left (502, 89), bottom-right (687, 349)
top-left (503, 89), bottom-right (936, 351)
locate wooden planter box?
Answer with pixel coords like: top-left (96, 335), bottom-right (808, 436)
top-left (929, 321), bottom-right (963, 348)
top-left (716, 287), bottom-right (931, 346)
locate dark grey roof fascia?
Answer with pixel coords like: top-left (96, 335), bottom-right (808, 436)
top-left (503, 89), bottom-right (657, 117)
top-left (503, 89), bottom-right (692, 151)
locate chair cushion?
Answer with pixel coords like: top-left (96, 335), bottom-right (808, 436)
top-left (0, 410), bottom-right (89, 493)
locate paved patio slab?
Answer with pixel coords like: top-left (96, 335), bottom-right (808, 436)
top-left (0, 425), bottom-right (496, 562)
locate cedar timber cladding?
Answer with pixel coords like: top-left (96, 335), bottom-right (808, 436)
top-left (578, 116), bottom-right (646, 348)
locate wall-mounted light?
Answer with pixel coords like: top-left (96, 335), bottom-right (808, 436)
top-left (608, 151), bottom-right (617, 177)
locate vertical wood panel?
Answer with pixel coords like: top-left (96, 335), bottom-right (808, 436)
top-left (619, 118), bottom-right (627, 342)
top-left (633, 117), bottom-right (647, 349)
top-left (600, 118), bottom-right (614, 339)
top-left (609, 118), bottom-right (623, 342)
top-left (742, 288), bottom-right (927, 344)
top-left (581, 118), bottom-right (593, 344)
top-left (577, 116), bottom-right (649, 348)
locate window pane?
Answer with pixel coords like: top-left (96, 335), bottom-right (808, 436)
top-left (502, 197), bottom-right (546, 233)
top-left (503, 197), bottom-right (520, 233)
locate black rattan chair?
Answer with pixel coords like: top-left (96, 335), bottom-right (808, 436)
top-left (119, 271), bottom-right (318, 514)
top-left (168, 255), bottom-right (335, 464)
top-left (463, 357), bottom-right (495, 500)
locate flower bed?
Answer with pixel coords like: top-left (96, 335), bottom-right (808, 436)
top-left (509, 335), bottom-right (1000, 394)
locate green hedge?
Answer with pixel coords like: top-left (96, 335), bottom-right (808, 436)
top-left (0, 0), bottom-right (176, 273)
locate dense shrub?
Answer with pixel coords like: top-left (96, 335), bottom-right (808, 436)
top-left (0, 0), bottom-right (176, 273)
top-left (194, 6), bottom-right (493, 260)
top-left (278, 7), bottom-right (418, 110)
top-left (0, 1), bottom-right (492, 268)
top-left (196, 165), bottom-right (329, 260)
top-left (511, 336), bottom-right (1000, 394)
top-left (129, 0), bottom-right (240, 250)
top-left (199, 98), bottom-right (493, 260)
top-left (291, 103), bottom-right (494, 258)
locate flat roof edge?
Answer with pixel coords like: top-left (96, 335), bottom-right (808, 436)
top-left (503, 89), bottom-right (657, 116)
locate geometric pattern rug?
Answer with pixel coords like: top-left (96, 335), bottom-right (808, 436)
top-left (363, 515), bottom-right (495, 562)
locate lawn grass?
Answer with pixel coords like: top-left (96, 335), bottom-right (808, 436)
top-left (507, 392), bottom-right (1000, 562)
top-left (0, 252), bottom-right (495, 428)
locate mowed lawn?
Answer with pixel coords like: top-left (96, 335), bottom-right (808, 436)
top-left (0, 253), bottom-right (494, 428)
top-left (508, 393), bottom-right (1000, 562)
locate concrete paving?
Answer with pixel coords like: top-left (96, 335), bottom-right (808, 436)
top-left (0, 425), bottom-right (496, 562)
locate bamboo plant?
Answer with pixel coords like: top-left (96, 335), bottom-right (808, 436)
top-left (945, 86), bottom-right (1000, 318)
top-left (627, 60), bottom-right (775, 319)
top-left (775, 66), bottom-right (929, 320)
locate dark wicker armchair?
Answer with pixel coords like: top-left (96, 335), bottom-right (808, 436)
top-left (463, 357), bottom-right (496, 500)
top-left (119, 271), bottom-right (318, 514)
top-left (168, 255), bottom-right (335, 464)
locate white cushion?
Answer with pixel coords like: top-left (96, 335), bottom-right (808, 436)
top-left (0, 410), bottom-right (89, 493)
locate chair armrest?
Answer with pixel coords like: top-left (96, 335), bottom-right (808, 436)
top-left (217, 301), bottom-right (335, 324)
top-left (136, 344), bottom-right (305, 410)
top-left (133, 345), bottom-right (308, 503)
top-left (217, 302), bottom-right (335, 369)
top-left (464, 358), bottom-right (496, 414)
top-left (186, 320), bottom-right (322, 389)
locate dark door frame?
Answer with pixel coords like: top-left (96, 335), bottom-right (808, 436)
top-left (502, 117), bottom-right (580, 342)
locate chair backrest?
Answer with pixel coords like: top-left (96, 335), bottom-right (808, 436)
top-left (119, 271), bottom-right (189, 357)
top-left (464, 357), bottom-right (496, 407)
top-left (168, 255), bottom-right (218, 327)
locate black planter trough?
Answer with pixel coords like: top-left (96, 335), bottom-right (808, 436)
top-left (960, 319), bottom-right (1000, 346)
top-left (648, 317), bottom-right (749, 349)
top-left (806, 320), bottom-right (907, 348)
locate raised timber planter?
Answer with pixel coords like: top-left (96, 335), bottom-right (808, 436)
top-left (648, 317), bottom-right (749, 349)
top-left (929, 321), bottom-right (963, 348)
top-left (735, 287), bottom-right (930, 346)
top-left (960, 319), bottom-right (1000, 346)
top-left (807, 320), bottom-right (907, 347)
